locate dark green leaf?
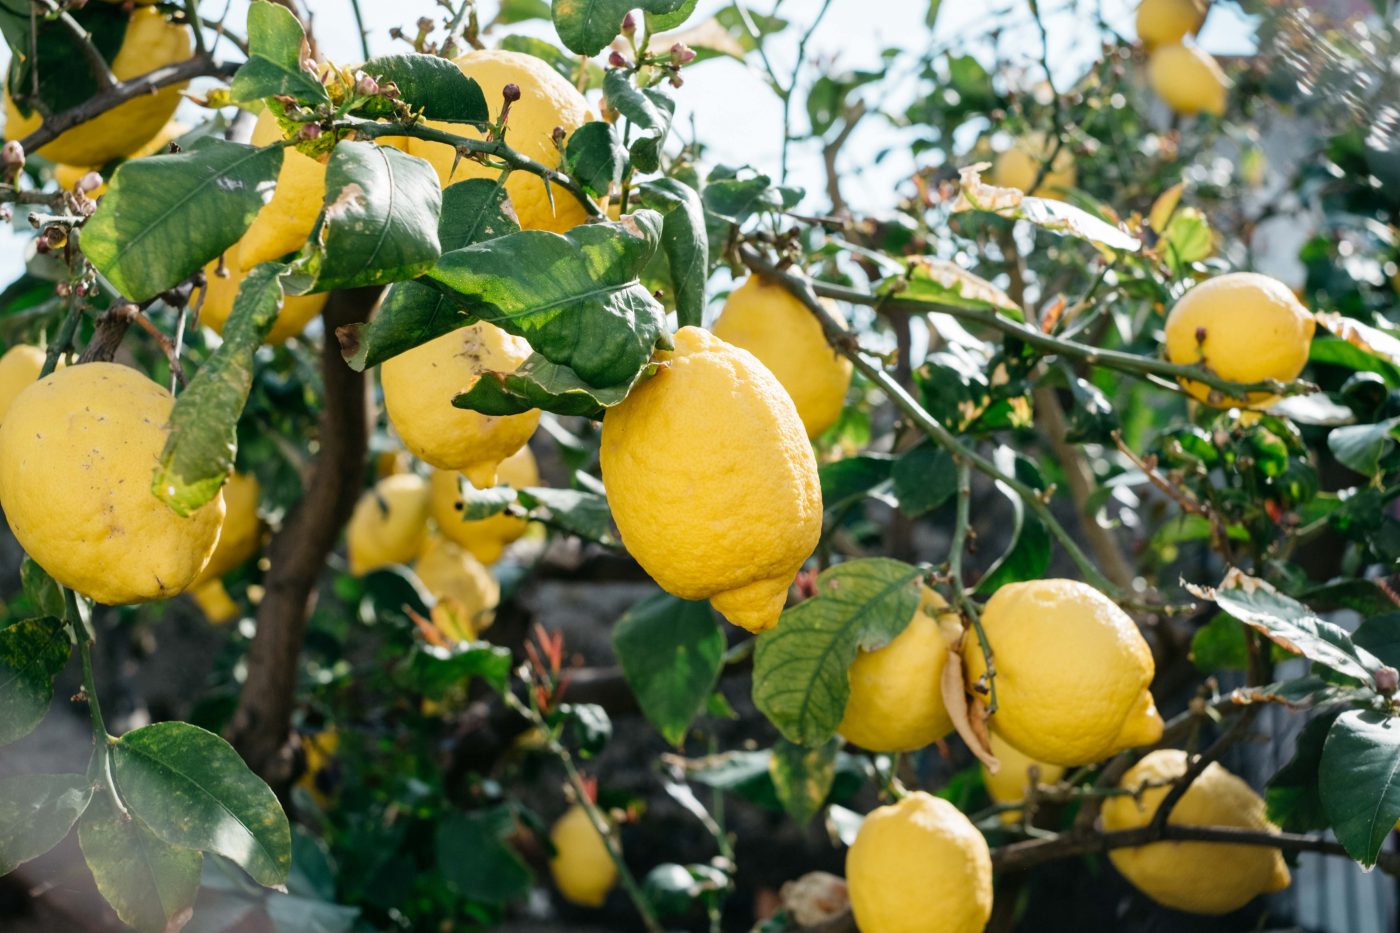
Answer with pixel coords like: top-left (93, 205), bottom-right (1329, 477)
top-left (891, 444), bottom-right (957, 518)
top-left (612, 594), bottom-right (725, 746)
top-left (565, 121), bottom-right (628, 197)
top-left (113, 721), bottom-right (291, 886)
top-left (0, 616), bottom-right (70, 746)
top-left (1320, 709), bottom-right (1400, 867)
top-left (645, 0), bottom-right (699, 31)
top-left (517, 486), bottom-right (615, 544)
top-left (304, 141), bottom-right (442, 291)
top-left (551, 0), bottom-right (683, 55)
top-left (436, 807), bottom-right (532, 904)
top-left (154, 263), bottom-right (287, 515)
top-left (603, 69), bottom-right (675, 136)
top-left (1267, 707), bottom-right (1344, 833)
top-left (453, 353), bottom-right (644, 418)
top-left (78, 794), bottom-right (202, 933)
top-left (361, 53), bottom-right (488, 122)
top-left (640, 178), bottom-right (709, 329)
top-left (230, 58), bottom-right (328, 106)
top-left (403, 641), bottom-right (513, 697)
top-left (1328, 417), bottom-right (1400, 476)
top-left (0, 773), bottom-right (90, 874)
top-left (819, 454), bottom-right (894, 507)
top-left (20, 557), bottom-right (65, 620)
top-left (5, 5), bottom-right (126, 118)
top-left (703, 175), bottom-right (774, 224)
top-left (556, 702), bottom-right (611, 757)
top-left (770, 738), bottom-right (840, 824)
top-left (1353, 613), bottom-right (1400, 670)
top-left (83, 141), bottom-right (282, 302)
top-left (753, 558), bottom-right (923, 746)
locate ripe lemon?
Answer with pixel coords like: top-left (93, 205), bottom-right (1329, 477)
top-left (414, 535), bottom-right (500, 640)
top-left (380, 322), bottom-right (540, 486)
top-left (187, 472), bottom-right (261, 622)
top-left (347, 473), bottom-right (430, 575)
top-left (54, 119), bottom-right (186, 197)
top-left (4, 9), bottom-right (190, 166)
top-left (0, 362), bottom-right (225, 604)
top-left (599, 327), bottom-right (822, 633)
top-left (839, 588), bottom-right (962, 752)
top-left (981, 731), bottom-right (1067, 825)
top-left (1163, 271), bottom-right (1315, 408)
top-left (200, 241), bottom-right (329, 344)
top-left (1136, 0), bottom-right (1207, 47)
top-left (407, 49), bottom-right (592, 233)
top-left (846, 791), bottom-right (993, 933)
top-left (296, 730), bottom-right (340, 810)
top-left (429, 443), bottom-right (539, 564)
top-left (239, 106), bottom-right (328, 268)
top-left (1148, 43), bottom-right (1228, 117)
top-left (990, 132), bottom-right (1077, 196)
top-left (711, 276), bottom-right (853, 439)
top-left (962, 579), bottom-right (1163, 766)
top-left (549, 804), bottom-right (618, 908)
top-left (190, 580), bottom-right (240, 623)
top-left (1103, 749), bottom-right (1291, 913)
top-left (0, 345), bottom-right (48, 426)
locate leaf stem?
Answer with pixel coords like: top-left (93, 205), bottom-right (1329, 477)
top-left (68, 589), bottom-right (126, 819)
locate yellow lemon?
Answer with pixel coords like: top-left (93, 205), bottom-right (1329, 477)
top-left (414, 535), bottom-right (500, 640)
top-left (1136, 0), bottom-right (1207, 47)
top-left (963, 579), bottom-right (1163, 767)
top-left (1103, 749), bottom-right (1291, 914)
top-left (407, 49), bottom-right (592, 233)
top-left (346, 473), bottom-right (430, 575)
top-left (4, 9), bottom-right (190, 166)
top-left (989, 132), bottom-right (1077, 196)
top-left (54, 119), bottom-right (186, 197)
top-left (238, 106), bottom-right (328, 268)
top-left (380, 322), bottom-right (540, 486)
top-left (200, 241), bottom-right (329, 344)
top-left (0, 345), bottom-right (48, 427)
top-left (296, 730), bottom-right (340, 810)
top-left (839, 588), bottom-right (962, 752)
top-left (0, 363), bottom-right (225, 604)
top-left (1163, 271), bottom-right (1315, 408)
top-left (191, 471), bottom-right (262, 586)
top-left (189, 580), bottom-right (240, 624)
top-left (1148, 43), bottom-right (1229, 117)
top-left (846, 792), bottom-right (993, 933)
top-left (711, 276), bottom-right (854, 439)
top-left (429, 443), bottom-right (539, 564)
top-left (548, 804), bottom-right (618, 908)
top-left (599, 327), bottom-right (821, 633)
top-left (981, 731), bottom-right (1067, 825)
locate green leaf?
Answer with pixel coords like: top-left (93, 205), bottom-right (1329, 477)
top-left (1266, 706), bottom-right (1344, 833)
top-left (246, 0), bottom-right (310, 73)
top-left (304, 141), bottom-right (443, 291)
top-left (603, 69), bottom-right (675, 137)
top-left (891, 444), bottom-right (957, 518)
top-left (646, 0), bottom-right (699, 32)
top-left (361, 53), bottom-right (488, 122)
top-left (339, 178), bottom-right (520, 371)
top-left (454, 353), bottom-right (647, 418)
top-left (752, 558), bottom-right (923, 747)
top-left (112, 721), bottom-right (291, 886)
top-left (612, 594), bottom-right (725, 746)
top-left (494, 0), bottom-right (553, 23)
top-left (5, 5), bottom-right (126, 119)
top-left (818, 454), bottom-right (894, 508)
top-left (83, 140), bottom-right (283, 302)
top-left (435, 807), bottom-right (532, 904)
top-left (1328, 417), bottom-right (1400, 476)
top-left (975, 452), bottom-right (1051, 594)
top-left (640, 179), bottom-right (709, 329)
top-left (1189, 614), bottom-right (1250, 673)
top-left (403, 641), bottom-right (513, 697)
top-left (0, 616), bottom-right (70, 746)
top-left (882, 258), bottom-right (1021, 318)
top-left (955, 172), bottom-right (1141, 252)
top-left (679, 748), bottom-right (869, 813)
top-left (425, 213), bottom-right (668, 388)
top-left (517, 486), bottom-right (615, 544)
top-left (556, 702), bottom-right (612, 757)
top-left (1320, 709), bottom-right (1400, 867)
top-left (230, 27), bottom-right (328, 106)
top-left (78, 794), bottom-right (202, 933)
top-left (454, 482), bottom-right (518, 520)
top-left (565, 121), bottom-right (628, 197)
top-left (702, 174), bottom-right (775, 224)
top-left (1353, 613), bottom-right (1400, 670)
top-left (0, 773), bottom-right (91, 874)
top-left (21, 557), bottom-right (65, 620)
top-left (769, 738), bottom-right (840, 824)
top-left (552, 0), bottom-right (686, 55)
top-left (1160, 206), bottom-right (1214, 272)
top-left (154, 263), bottom-right (288, 515)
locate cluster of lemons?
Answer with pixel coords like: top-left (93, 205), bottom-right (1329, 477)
top-left (1138, 0), bottom-right (1230, 117)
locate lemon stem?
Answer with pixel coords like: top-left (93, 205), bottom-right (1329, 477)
top-left (68, 588), bottom-right (128, 820)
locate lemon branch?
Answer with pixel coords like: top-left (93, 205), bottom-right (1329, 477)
top-left (948, 460), bottom-right (998, 714)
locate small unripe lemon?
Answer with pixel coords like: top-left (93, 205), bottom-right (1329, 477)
top-left (963, 579), bottom-right (1163, 767)
top-left (549, 804), bottom-right (618, 908)
top-left (0, 345), bottom-right (48, 427)
top-left (0, 363), bottom-right (225, 604)
top-left (200, 241), bottom-right (329, 345)
top-left (414, 535), bottom-right (500, 640)
top-left (1163, 271), bottom-right (1315, 408)
top-left (1136, 0), bottom-right (1207, 47)
top-left (346, 473), bottom-right (430, 575)
top-left (981, 731), bottom-right (1067, 825)
top-left (600, 327), bottom-right (821, 633)
top-left (846, 792), bottom-right (993, 933)
top-left (839, 588), bottom-right (962, 752)
top-left (711, 276), bottom-right (853, 439)
top-left (429, 443), bottom-right (539, 564)
top-left (1148, 43), bottom-right (1229, 116)
top-left (380, 322), bottom-right (540, 487)
top-left (989, 132), bottom-right (1077, 196)
top-left (1103, 749), bottom-right (1291, 914)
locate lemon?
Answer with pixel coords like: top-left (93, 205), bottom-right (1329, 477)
top-left (1103, 749), bottom-right (1291, 913)
top-left (54, 119), bottom-right (186, 197)
top-left (599, 327), bottom-right (821, 633)
top-left (4, 9), bottom-right (190, 166)
top-left (380, 322), bottom-right (540, 486)
top-left (711, 276), bottom-right (854, 439)
top-left (407, 49), bottom-right (592, 233)
top-left (239, 106), bottom-right (328, 268)
top-left (962, 579), bottom-right (1163, 767)
top-left (0, 363), bottom-right (225, 604)
top-left (200, 241), bottom-right (329, 344)
top-left (846, 791), bottom-right (993, 933)
top-left (1148, 43), bottom-right (1228, 117)
top-left (191, 472), bottom-right (262, 585)
top-left (296, 730), bottom-right (340, 810)
top-left (1163, 271), bottom-right (1315, 408)
top-left (982, 731), bottom-right (1067, 825)
top-left (429, 443), bottom-right (539, 564)
top-left (0, 345), bottom-right (48, 427)
top-left (839, 588), bottom-right (962, 752)
top-left (190, 580), bottom-right (240, 624)
top-left (346, 473), bottom-right (430, 575)
top-left (414, 535), bottom-right (500, 640)
top-left (990, 132), bottom-right (1077, 196)
top-left (1136, 0), bottom-right (1207, 47)
top-left (548, 804), bottom-right (618, 908)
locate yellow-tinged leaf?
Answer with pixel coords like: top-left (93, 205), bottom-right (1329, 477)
top-left (1148, 182), bottom-right (1185, 232)
top-left (1315, 312), bottom-right (1400, 367)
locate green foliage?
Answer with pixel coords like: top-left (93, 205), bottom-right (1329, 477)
top-left (0, 616), bottom-right (70, 746)
top-left (77, 795), bottom-right (204, 933)
top-left (0, 773), bottom-right (90, 874)
top-left (1320, 710), bottom-right (1400, 867)
top-left (612, 594), bottom-right (725, 745)
top-left (436, 807), bottom-right (533, 904)
top-left (361, 54), bottom-right (489, 123)
top-left (231, 2), bottom-right (329, 105)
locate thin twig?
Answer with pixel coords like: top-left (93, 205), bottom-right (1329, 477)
top-left (1148, 706), bottom-right (1259, 833)
top-left (1112, 429), bottom-right (1233, 564)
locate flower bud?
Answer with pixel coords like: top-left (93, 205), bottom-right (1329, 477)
top-left (1378, 665), bottom-right (1399, 697)
top-left (552, 126), bottom-right (567, 148)
top-left (502, 83), bottom-right (521, 104)
top-left (2, 139), bottom-right (23, 169)
top-left (670, 42), bottom-right (696, 65)
top-left (608, 50), bottom-right (628, 69)
top-left (355, 72), bottom-right (380, 96)
top-left (621, 11), bottom-right (638, 35)
top-left (77, 171), bottom-right (104, 194)
top-left (297, 123), bottom-right (323, 141)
